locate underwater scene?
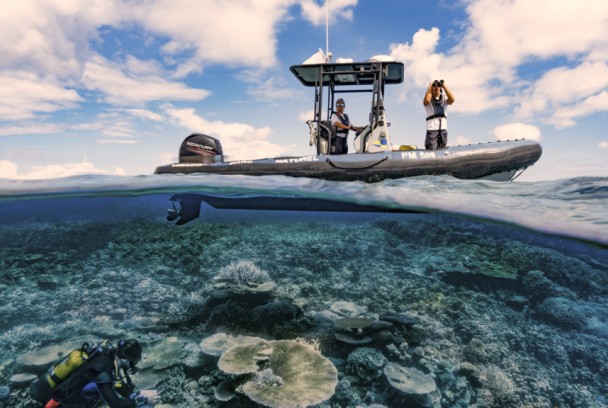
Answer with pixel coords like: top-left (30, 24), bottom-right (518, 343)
top-left (0, 174), bottom-right (607, 408)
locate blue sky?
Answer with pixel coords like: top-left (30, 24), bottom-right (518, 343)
top-left (0, 0), bottom-right (607, 181)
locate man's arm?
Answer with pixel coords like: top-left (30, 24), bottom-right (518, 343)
top-left (423, 82), bottom-right (433, 106)
top-left (97, 381), bottom-right (137, 408)
top-left (332, 114), bottom-right (350, 131)
top-left (443, 83), bottom-right (455, 105)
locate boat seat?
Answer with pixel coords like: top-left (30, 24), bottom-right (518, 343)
top-left (319, 120), bottom-right (335, 140)
top-left (353, 124), bottom-right (372, 152)
top-left (356, 125), bottom-right (372, 140)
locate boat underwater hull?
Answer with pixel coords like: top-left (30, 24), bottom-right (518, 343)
top-left (166, 193), bottom-right (425, 225)
top-left (155, 139), bottom-right (542, 182)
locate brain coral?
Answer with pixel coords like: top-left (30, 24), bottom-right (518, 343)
top-left (218, 339), bottom-right (338, 408)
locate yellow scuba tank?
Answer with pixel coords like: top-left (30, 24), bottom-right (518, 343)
top-left (46, 348), bottom-right (90, 388)
top-left (30, 341), bottom-right (106, 403)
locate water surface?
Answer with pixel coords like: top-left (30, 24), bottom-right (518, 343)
top-left (0, 175), bottom-right (606, 407)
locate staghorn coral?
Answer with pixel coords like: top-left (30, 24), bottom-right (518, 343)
top-left (158, 367), bottom-right (189, 404)
top-left (211, 260), bottom-right (277, 298)
top-left (252, 368), bottom-right (284, 387)
top-left (165, 290), bottom-right (207, 324)
top-left (216, 260), bottom-right (271, 285)
top-left (293, 337), bottom-right (320, 352)
top-left (481, 365), bottom-right (516, 405)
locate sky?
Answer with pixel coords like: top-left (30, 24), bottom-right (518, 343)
top-left (0, 0), bottom-right (607, 181)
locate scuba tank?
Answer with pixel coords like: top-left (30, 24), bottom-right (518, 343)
top-left (30, 341), bottom-right (105, 403)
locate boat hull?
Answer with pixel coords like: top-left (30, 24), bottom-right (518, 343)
top-left (154, 139), bottom-right (542, 182)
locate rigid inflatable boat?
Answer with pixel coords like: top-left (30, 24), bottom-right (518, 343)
top-left (155, 57), bottom-right (542, 182)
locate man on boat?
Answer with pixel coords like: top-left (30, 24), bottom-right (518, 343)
top-left (331, 98), bottom-right (363, 154)
top-left (423, 79), bottom-right (455, 150)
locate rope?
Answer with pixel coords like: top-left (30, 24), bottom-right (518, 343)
top-left (509, 167), bottom-right (528, 182)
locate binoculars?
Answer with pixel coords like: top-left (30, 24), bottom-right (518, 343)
top-left (432, 79), bottom-right (444, 87)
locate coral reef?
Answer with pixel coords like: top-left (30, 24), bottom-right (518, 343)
top-left (345, 347), bottom-right (388, 383)
top-left (235, 339), bottom-right (338, 408)
top-left (0, 207), bottom-right (606, 407)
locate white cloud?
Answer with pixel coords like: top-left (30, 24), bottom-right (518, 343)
top-left (0, 159), bottom-right (125, 180)
top-left (453, 135), bottom-right (473, 146)
top-left (136, 0), bottom-right (297, 75)
top-left (160, 152), bottom-right (177, 166)
top-left (0, 72), bottom-right (81, 120)
top-left (0, 1), bottom-right (120, 79)
top-left (462, 0), bottom-right (608, 65)
top-left (0, 123), bottom-right (64, 136)
top-left (599, 141), bottom-right (608, 149)
top-left (299, 0), bottom-right (357, 26)
top-left (247, 78), bottom-right (299, 101)
top-left (82, 112), bottom-right (138, 139)
top-left (548, 90), bottom-right (608, 129)
top-left (163, 105), bottom-right (292, 160)
top-left (0, 0), bottom-right (297, 77)
top-left (0, 0), bottom-right (297, 123)
top-left (390, 28), bottom-right (509, 113)
top-left (83, 55), bottom-right (209, 106)
top-left (493, 123), bottom-right (541, 142)
top-left (515, 62), bottom-right (608, 124)
top-left (390, 28), bottom-right (443, 87)
top-left (298, 110), bottom-right (314, 121)
top-left (97, 139), bottom-right (137, 145)
top-left (389, 0), bottom-right (608, 126)
top-left (0, 160), bottom-right (18, 179)
top-left (126, 109), bottom-right (164, 122)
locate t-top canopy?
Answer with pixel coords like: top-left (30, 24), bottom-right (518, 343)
top-left (290, 61), bottom-right (404, 87)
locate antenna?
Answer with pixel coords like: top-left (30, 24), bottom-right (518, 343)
top-left (325, 0), bottom-right (332, 62)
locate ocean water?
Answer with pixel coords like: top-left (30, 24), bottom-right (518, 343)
top-left (0, 174), bottom-right (606, 408)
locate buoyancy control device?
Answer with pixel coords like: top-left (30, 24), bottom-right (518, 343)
top-left (30, 342), bottom-right (105, 403)
top-left (179, 133), bottom-right (224, 164)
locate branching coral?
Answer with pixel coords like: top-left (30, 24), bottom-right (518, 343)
top-left (481, 365), bottom-right (516, 404)
top-left (216, 260), bottom-right (271, 285)
top-left (252, 368), bottom-right (284, 387)
top-left (293, 337), bottom-right (320, 352)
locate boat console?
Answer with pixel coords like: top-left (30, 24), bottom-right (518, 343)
top-left (290, 58), bottom-right (404, 155)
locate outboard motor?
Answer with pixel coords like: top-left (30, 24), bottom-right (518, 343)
top-left (179, 133), bottom-right (224, 163)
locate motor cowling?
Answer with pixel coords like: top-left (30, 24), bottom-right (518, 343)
top-left (179, 133), bottom-right (224, 164)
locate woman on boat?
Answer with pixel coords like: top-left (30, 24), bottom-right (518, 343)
top-left (331, 98), bottom-right (363, 154)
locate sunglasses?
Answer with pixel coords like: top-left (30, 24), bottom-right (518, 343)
top-left (336, 103), bottom-right (345, 107)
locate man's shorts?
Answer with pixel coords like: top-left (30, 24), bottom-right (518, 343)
top-left (425, 129), bottom-right (447, 150)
